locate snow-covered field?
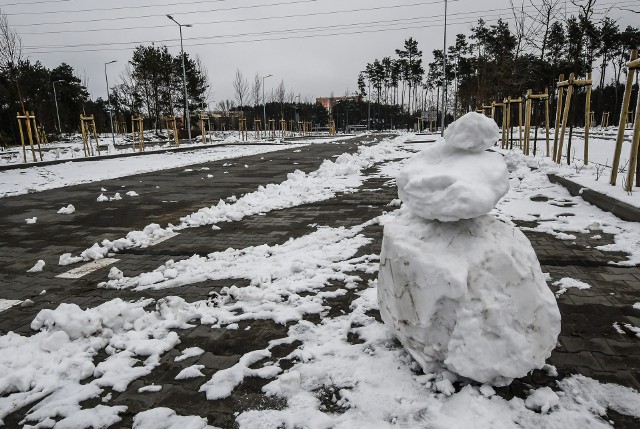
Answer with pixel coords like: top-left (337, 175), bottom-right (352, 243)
top-left (2, 133), bottom-right (640, 428)
top-left (496, 125), bottom-right (640, 210)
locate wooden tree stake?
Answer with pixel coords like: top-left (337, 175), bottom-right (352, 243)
top-left (611, 49), bottom-right (639, 186)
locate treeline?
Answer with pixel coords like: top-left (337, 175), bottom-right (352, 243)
top-left (358, 0), bottom-right (640, 128)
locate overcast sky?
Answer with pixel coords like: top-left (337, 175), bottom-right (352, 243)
top-left (3, 0), bottom-right (637, 104)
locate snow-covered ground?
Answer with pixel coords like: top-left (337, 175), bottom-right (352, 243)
top-left (493, 124), bottom-right (640, 211)
top-left (0, 135), bottom-right (358, 199)
top-left (1, 133), bottom-right (640, 428)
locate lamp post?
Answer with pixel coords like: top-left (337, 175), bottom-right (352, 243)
top-left (167, 14), bottom-right (193, 143)
top-left (262, 74), bottom-right (273, 128)
top-left (52, 80), bottom-right (64, 134)
top-left (104, 60), bottom-right (117, 145)
top-left (440, 0), bottom-right (448, 136)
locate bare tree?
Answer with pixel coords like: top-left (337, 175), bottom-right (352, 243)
top-left (275, 80), bottom-right (286, 116)
top-left (0, 9), bottom-right (25, 113)
top-left (251, 73), bottom-right (262, 107)
top-left (526, 0), bottom-right (563, 59)
top-left (195, 55), bottom-right (213, 109)
top-left (275, 80), bottom-right (286, 105)
top-left (233, 69), bottom-right (249, 112)
top-left (509, 0), bottom-right (528, 58)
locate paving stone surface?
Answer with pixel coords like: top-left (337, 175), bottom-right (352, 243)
top-left (0, 135), bottom-right (639, 428)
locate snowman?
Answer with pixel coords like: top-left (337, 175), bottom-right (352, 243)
top-left (378, 112), bottom-right (560, 386)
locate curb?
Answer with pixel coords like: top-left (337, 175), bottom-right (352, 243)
top-left (548, 173), bottom-right (640, 222)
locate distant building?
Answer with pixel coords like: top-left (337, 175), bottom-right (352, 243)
top-left (316, 95), bottom-right (361, 114)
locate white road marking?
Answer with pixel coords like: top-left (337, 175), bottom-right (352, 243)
top-left (0, 299), bottom-right (22, 312)
top-left (148, 231), bottom-right (180, 246)
top-left (56, 258), bottom-right (120, 279)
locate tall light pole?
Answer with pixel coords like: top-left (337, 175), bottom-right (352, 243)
top-left (262, 74), bottom-right (273, 128)
top-left (167, 14), bottom-right (193, 143)
top-left (52, 80), bottom-right (64, 134)
top-left (104, 60), bottom-right (117, 145)
top-left (440, 0), bottom-right (448, 136)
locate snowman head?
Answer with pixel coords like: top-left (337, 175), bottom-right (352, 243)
top-left (444, 111), bottom-right (500, 153)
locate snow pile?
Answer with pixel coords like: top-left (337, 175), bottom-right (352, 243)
top-left (397, 114), bottom-right (508, 221)
top-left (25, 217), bottom-right (37, 224)
top-left (553, 277), bottom-right (591, 297)
top-left (525, 386), bottom-right (560, 413)
top-left (175, 365), bottom-right (205, 380)
top-left (97, 194), bottom-right (108, 202)
top-left (57, 204), bottom-right (75, 214)
top-left (26, 260), bottom-right (45, 273)
top-left (379, 113), bottom-right (560, 386)
top-left (0, 298), bottom-right (196, 427)
top-left (132, 408), bottom-right (216, 429)
top-left (175, 347), bottom-right (204, 362)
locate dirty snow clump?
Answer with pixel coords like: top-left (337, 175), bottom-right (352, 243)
top-left (379, 112), bottom-right (561, 386)
top-left (27, 260), bottom-right (45, 273)
top-left (57, 204), bottom-right (76, 214)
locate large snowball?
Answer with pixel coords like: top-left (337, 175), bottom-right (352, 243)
top-left (444, 111), bottom-right (500, 152)
top-left (396, 142), bottom-right (509, 221)
top-left (378, 209), bottom-right (561, 386)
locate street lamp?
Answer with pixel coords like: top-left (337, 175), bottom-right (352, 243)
top-left (104, 60), bottom-right (117, 145)
top-left (52, 79), bottom-right (64, 134)
top-left (262, 74), bottom-right (273, 128)
top-left (167, 14), bottom-right (193, 143)
top-left (440, 0), bottom-right (448, 136)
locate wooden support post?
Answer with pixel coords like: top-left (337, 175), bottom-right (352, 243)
top-left (624, 53), bottom-right (640, 191)
top-left (584, 72), bottom-right (592, 165)
top-left (139, 118), bottom-right (144, 151)
top-left (545, 88), bottom-right (550, 157)
top-left (200, 116), bottom-right (206, 145)
top-left (165, 116), bottom-right (179, 146)
top-left (611, 50), bottom-right (639, 185)
top-left (556, 73), bottom-right (574, 164)
top-left (506, 97), bottom-right (512, 149)
top-left (501, 103), bottom-right (507, 149)
top-left (131, 116), bottom-right (136, 151)
top-left (16, 113), bottom-right (27, 162)
top-left (269, 119), bottom-right (276, 139)
top-left (553, 74), bottom-right (565, 161)
top-left (524, 90), bottom-right (532, 156)
top-left (625, 93), bottom-right (640, 191)
top-left (30, 113), bottom-right (44, 161)
top-left (130, 115), bottom-right (144, 152)
top-left (254, 119), bottom-right (262, 139)
top-left (91, 116), bottom-right (101, 156)
top-left (518, 99), bottom-right (523, 150)
top-left (80, 115), bottom-right (89, 157)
